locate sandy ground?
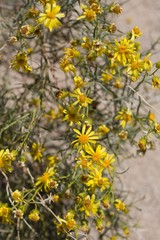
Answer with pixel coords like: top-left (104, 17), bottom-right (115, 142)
top-left (115, 0), bottom-right (160, 239)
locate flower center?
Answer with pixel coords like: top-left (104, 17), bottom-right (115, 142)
top-left (47, 12), bottom-right (56, 19)
top-left (79, 94), bottom-right (86, 103)
top-left (92, 153), bottom-right (101, 161)
top-left (119, 45), bottom-right (127, 53)
top-left (41, 173), bottom-right (49, 183)
top-left (78, 134), bottom-right (89, 144)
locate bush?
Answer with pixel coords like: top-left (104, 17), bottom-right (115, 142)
top-left (0, 0), bottom-right (160, 239)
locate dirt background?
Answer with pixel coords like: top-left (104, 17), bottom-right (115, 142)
top-left (115, 0), bottom-right (160, 239)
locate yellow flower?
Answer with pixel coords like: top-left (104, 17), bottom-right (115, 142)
top-left (38, 3), bottom-right (65, 31)
top-left (64, 47), bottom-right (80, 58)
top-left (97, 125), bottom-right (110, 136)
top-left (73, 76), bottom-right (87, 89)
top-left (78, 5), bottom-right (97, 21)
top-left (72, 125), bottom-right (98, 151)
top-left (31, 142), bottom-right (44, 161)
top-left (154, 123), bottom-right (160, 134)
top-left (113, 37), bottom-right (135, 66)
top-left (70, 88), bottom-right (92, 108)
top-left (152, 76), bottom-right (160, 89)
top-left (59, 56), bottom-right (76, 72)
top-left (142, 54), bottom-right (152, 71)
top-left (65, 211), bottom-right (76, 231)
top-left (75, 151), bottom-right (91, 169)
top-left (10, 52), bottom-right (32, 72)
top-left (101, 153), bottom-right (115, 171)
top-left (131, 26), bottom-right (142, 39)
top-left (85, 144), bottom-right (107, 162)
top-left (36, 167), bottom-right (56, 192)
top-left (80, 194), bottom-right (100, 217)
top-left (47, 155), bottom-right (59, 167)
top-left (11, 190), bottom-right (23, 203)
top-left (0, 203), bottom-right (12, 224)
top-left (115, 108), bottom-right (132, 128)
top-left (101, 71), bottom-right (113, 82)
top-left (0, 149), bottom-right (17, 172)
top-left (63, 105), bottom-right (84, 126)
top-left (126, 54), bottom-right (143, 81)
top-left (114, 199), bottom-right (126, 211)
top-left (28, 209), bottom-right (40, 222)
top-left (86, 168), bottom-right (110, 191)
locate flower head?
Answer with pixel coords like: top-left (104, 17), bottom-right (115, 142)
top-left (36, 167), bottom-right (57, 192)
top-left (70, 88), bottom-right (92, 108)
top-left (10, 52), bottom-right (32, 72)
top-left (38, 3), bottom-right (65, 31)
top-left (115, 108), bottom-right (132, 128)
top-left (72, 125), bottom-right (98, 151)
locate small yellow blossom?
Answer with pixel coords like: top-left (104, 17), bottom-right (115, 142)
top-left (80, 194), bottom-right (100, 217)
top-left (77, 5), bottom-right (97, 21)
top-left (65, 211), bottom-right (76, 231)
top-left (72, 125), bottom-right (98, 151)
top-left (38, 3), bottom-right (65, 31)
top-left (86, 167), bottom-right (110, 191)
top-left (114, 199), bottom-right (126, 211)
top-left (64, 47), bottom-right (80, 58)
top-left (75, 151), bottom-right (92, 169)
top-left (73, 76), bottom-right (87, 89)
top-left (0, 149), bottom-right (17, 172)
top-left (10, 52), bottom-right (32, 72)
top-left (138, 137), bottom-right (147, 153)
top-left (152, 76), bottom-right (160, 89)
top-left (70, 88), bottom-right (92, 108)
top-left (109, 3), bottom-right (123, 14)
top-left (97, 125), bottom-right (110, 136)
top-left (142, 54), bottom-right (152, 71)
top-left (148, 112), bottom-right (155, 122)
top-left (31, 142), bottom-right (44, 161)
top-left (11, 190), bottom-right (23, 203)
top-left (47, 155), bottom-right (58, 167)
top-left (101, 153), bottom-right (115, 171)
top-left (113, 38), bottom-right (135, 66)
top-left (59, 56), bottom-right (76, 72)
top-left (28, 209), bottom-right (40, 222)
top-left (0, 203), bottom-right (12, 224)
top-left (63, 105), bottom-right (84, 126)
top-left (126, 54), bottom-right (143, 81)
top-left (36, 167), bottom-right (56, 192)
top-left (85, 144), bottom-right (107, 162)
top-left (101, 71), bottom-right (113, 82)
top-left (154, 123), bottom-right (160, 134)
top-left (115, 108), bottom-right (132, 128)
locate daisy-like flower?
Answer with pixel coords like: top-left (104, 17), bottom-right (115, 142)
top-left (80, 194), bottom-right (100, 217)
top-left (35, 167), bottom-right (57, 192)
top-left (63, 105), bottom-right (84, 126)
top-left (77, 5), bottom-right (97, 21)
top-left (73, 76), bottom-right (87, 89)
top-left (152, 76), bottom-right (160, 89)
top-left (114, 199), bottom-right (126, 212)
top-left (31, 142), bottom-right (45, 161)
top-left (72, 125), bottom-right (98, 151)
top-left (70, 88), bottom-right (92, 108)
top-left (86, 167), bottom-right (110, 192)
top-left (85, 144), bottom-right (107, 163)
top-left (126, 54), bottom-right (143, 81)
top-left (10, 52), bottom-right (32, 73)
top-left (38, 3), bottom-right (65, 31)
top-left (115, 108), bottom-right (132, 128)
top-left (113, 37), bottom-right (135, 66)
